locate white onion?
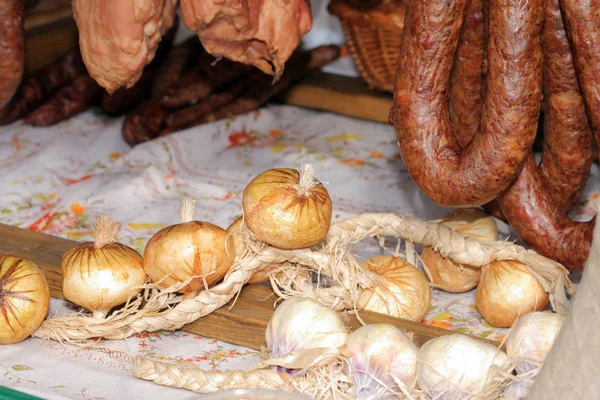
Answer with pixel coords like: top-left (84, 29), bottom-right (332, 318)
top-left (503, 380), bottom-right (533, 400)
top-left (506, 311), bottom-right (564, 375)
top-left (417, 334), bottom-right (510, 399)
top-left (341, 324), bottom-right (418, 399)
top-left (266, 297), bottom-right (348, 359)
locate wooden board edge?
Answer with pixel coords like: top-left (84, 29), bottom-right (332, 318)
top-left (0, 219), bottom-right (500, 350)
top-left (280, 71), bottom-right (394, 124)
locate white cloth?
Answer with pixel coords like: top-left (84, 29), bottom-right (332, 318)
top-left (1, 106), bottom-right (594, 399)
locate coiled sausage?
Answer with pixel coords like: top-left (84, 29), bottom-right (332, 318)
top-left (392, 0), bottom-right (544, 207)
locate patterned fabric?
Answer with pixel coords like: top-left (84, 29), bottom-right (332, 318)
top-left (0, 106), bottom-right (591, 399)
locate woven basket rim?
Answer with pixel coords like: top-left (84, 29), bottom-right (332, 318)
top-left (328, 0), bottom-right (406, 32)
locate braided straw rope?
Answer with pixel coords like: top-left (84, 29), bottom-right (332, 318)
top-left (34, 212), bottom-right (571, 341)
top-left (326, 213), bottom-right (571, 315)
top-left (133, 351), bottom-right (513, 400)
top-left (133, 357), bottom-right (296, 393)
top-left (133, 355), bottom-right (354, 399)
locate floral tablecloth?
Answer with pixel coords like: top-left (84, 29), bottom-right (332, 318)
top-left (0, 105), bottom-right (594, 399)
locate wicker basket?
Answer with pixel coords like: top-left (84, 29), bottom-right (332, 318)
top-left (328, 0), bottom-right (407, 93)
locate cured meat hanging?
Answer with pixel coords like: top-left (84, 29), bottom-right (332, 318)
top-left (391, 0), bottom-right (600, 270)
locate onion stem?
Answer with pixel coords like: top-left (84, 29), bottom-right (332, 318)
top-left (296, 164), bottom-right (318, 196)
top-left (93, 216), bottom-right (120, 248)
top-left (180, 197), bottom-right (196, 223)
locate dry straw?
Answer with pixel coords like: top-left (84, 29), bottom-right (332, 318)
top-left (35, 211), bottom-right (571, 341)
top-left (132, 345), bottom-right (518, 400)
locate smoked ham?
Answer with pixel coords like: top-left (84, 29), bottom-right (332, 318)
top-left (72, 0), bottom-right (178, 93)
top-left (180, 0), bottom-right (312, 79)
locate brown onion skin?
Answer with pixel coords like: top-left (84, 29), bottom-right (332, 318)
top-left (242, 168), bottom-right (333, 250)
top-left (358, 255), bottom-right (431, 322)
top-left (476, 260), bottom-right (549, 328)
top-left (421, 250), bottom-right (481, 293)
top-left (62, 242), bottom-right (146, 317)
top-left (0, 256), bottom-right (50, 344)
top-left (143, 221), bottom-right (235, 296)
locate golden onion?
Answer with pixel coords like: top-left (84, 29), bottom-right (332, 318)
top-left (421, 208), bottom-right (498, 293)
top-left (62, 216), bottom-right (146, 319)
top-left (358, 255), bottom-right (431, 322)
top-left (242, 165), bottom-right (332, 249)
top-left (476, 260), bottom-right (549, 327)
top-left (143, 198), bottom-right (235, 298)
top-left (0, 255), bottom-right (50, 344)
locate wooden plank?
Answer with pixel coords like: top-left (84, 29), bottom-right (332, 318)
top-left (25, 0), bottom-right (73, 33)
top-left (280, 71), bottom-right (393, 124)
top-left (23, 0), bottom-right (78, 75)
top-left (0, 223), bottom-right (499, 350)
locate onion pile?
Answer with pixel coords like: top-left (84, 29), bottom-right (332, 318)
top-left (143, 198), bottom-right (235, 298)
top-left (476, 260), bottom-right (549, 327)
top-left (358, 256), bottom-right (431, 322)
top-left (421, 208), bottom-right (498, 293)
top-left (0, 255), bottom-right (50, 344)
top-left (62, 216), bottom-right (146, 319)
top-left (242, 165), bottom-right (333, 249)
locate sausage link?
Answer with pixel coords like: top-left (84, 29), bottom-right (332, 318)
top-left (495, 0), bottom-right (600, 270)
top-left (498, 156), bottom-right (593, 270)
top-left (392, 0), bottom-right (544, 207)
top-left (161, 58), bottom-right (254, 109)
top-left (121, 100), bottom-right (170, 146)
top-left (538, 0), bottom-right (593, 212)
top-left (449, 0), bottom-right (485, 147)
top-left (0, 0), bottom-right (25, 110)
top-left (559, 0), bottom-right (600, 146)
top-left (448, 0), bottom-right (505, 219)
top-left (101, 64), bottom-right (158, 116)
top-left (157, 45), bottom-right (341, 138)
top-left (23, 75), bottom-right (102, 126)
top-left (122, 51), bottom-right (213, 146)
top-left (0, 49), bottom-right (85, 125)
top-left (151, 36), bottom-right (201, 96)
top-left (487, 0), bottom-right (593, 224)
top-left (163, 76), bottom-right (254, 132)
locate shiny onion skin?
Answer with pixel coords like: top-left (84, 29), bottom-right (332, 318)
top-left (242, 167), bottom-right (332, 250)
top-left (62, 241), bottom-right (146, 319)
top-left (0, 255), bottom-right (50, 344)
top-left (358, 256), bottom-right (431, 322)
top-left (476, 260), bottom-right (549, 328)
top-left (143, 221), bottom-right (235, 297)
